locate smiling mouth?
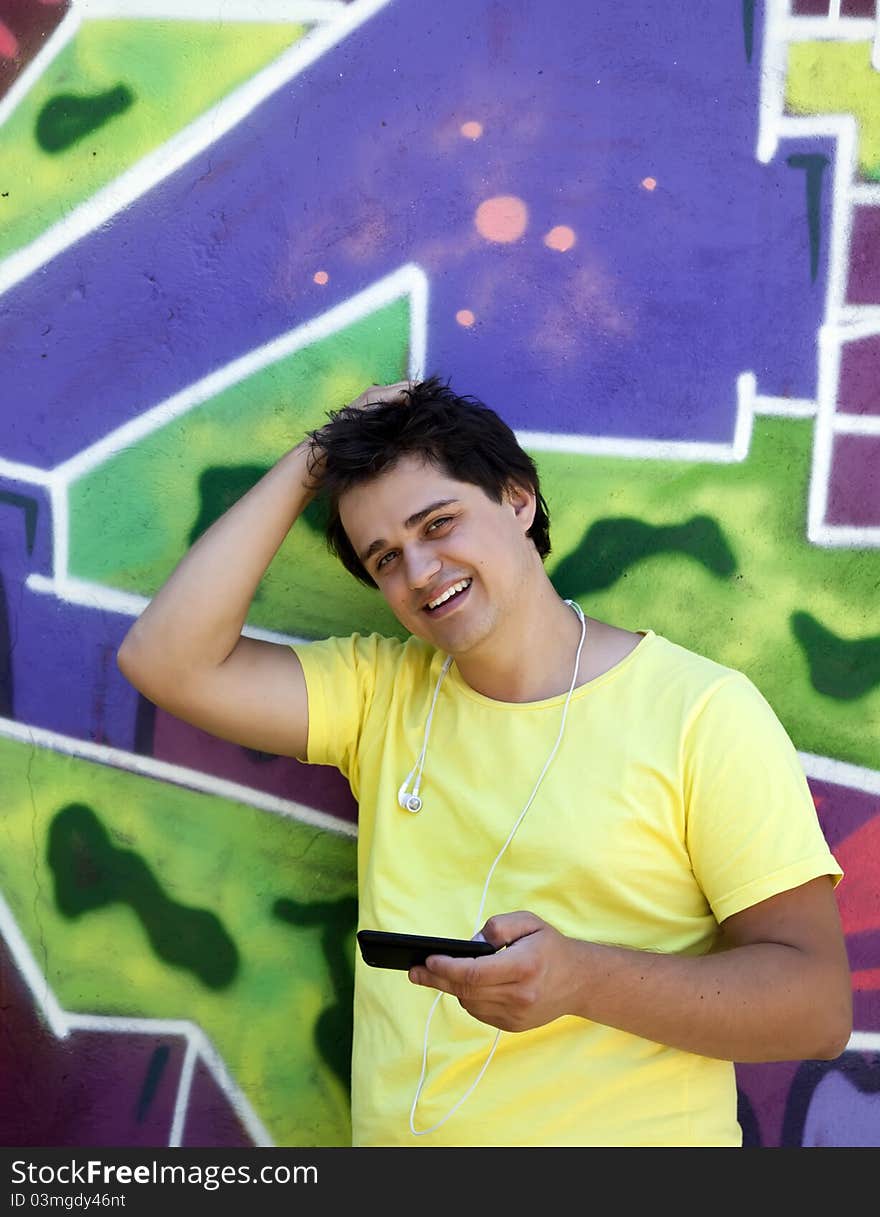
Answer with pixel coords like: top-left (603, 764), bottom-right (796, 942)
top-left (424, 577), bottom-right (472, 613)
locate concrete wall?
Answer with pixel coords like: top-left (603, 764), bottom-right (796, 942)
top-left (0, 0), bottom-right (877, 1147)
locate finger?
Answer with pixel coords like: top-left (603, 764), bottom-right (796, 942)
top-left (420, 948), bottom-right (526, 987)
top-left (408, 965), bottom-right (461, 995)
top-left (361, 379), bottom-right (411, 402)
top-left (481, 910), bottom-right (545, 949)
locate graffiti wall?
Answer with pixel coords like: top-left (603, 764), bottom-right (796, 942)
top-left (0, 0), bottom-right (877, 1148)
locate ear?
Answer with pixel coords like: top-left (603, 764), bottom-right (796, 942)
top-left (505, 480), bottom-right (537, 534)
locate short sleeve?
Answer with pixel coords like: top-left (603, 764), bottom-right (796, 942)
top-left (683, 673), bottom-right (843, 923)
top-left (289, 632), bottom-right (383, 785)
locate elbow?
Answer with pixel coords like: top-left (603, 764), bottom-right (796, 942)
top-left (116, 626), bottom-right (150, 694)
top-left (812, 990), bottom-right (853, 1061)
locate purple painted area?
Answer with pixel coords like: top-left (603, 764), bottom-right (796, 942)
top-left (847, 207), bottom-right (880, 304)
top-left (791, 0), bottom-right (830, 13)
top-left (9, 580), bottom-right (140, 746)
top-left (841, 0), bottom-right (877, 16)
top-left (180, 1058), bottom-right (254, 1148)
top-left (735, 1060), bottom-right (802, 1147)
top-left (152, 711), bottom-right (357, 823)
top-left (801, 1066), bottom-right (880, 1146)
top-left (0, 477), bottom-right (145, 744)
top-left (811, 776), bottom-right (880, 852)
top-left (838, 334), bottom-right (880, 415)
top-left (826, 433), bottom-right (880, 526)
top-left (0, 938), bottom-right (182, 1146)
top-left (0, 1), bottom-right (826, 466)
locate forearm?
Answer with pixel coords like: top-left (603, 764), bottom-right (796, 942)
top-left (119, 439), bottom-right (317, 678)
top-left (566, 936), bottom-right (849, 1062)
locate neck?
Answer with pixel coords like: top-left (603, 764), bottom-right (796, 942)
top-left (452, 577), bottom-right (585, 704)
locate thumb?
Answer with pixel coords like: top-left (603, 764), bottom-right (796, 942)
top-left (480, 910), bottom-right (546, 949)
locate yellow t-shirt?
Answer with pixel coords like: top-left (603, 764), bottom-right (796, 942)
top-left (292, 628), bottom-right (842, 1147)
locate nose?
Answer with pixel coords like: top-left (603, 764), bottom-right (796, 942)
top-left (403, 543), bottom-right (441, 590)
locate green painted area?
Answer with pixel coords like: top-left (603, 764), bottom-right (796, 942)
top-left (539, 417), bottom-right (879, 772)
top-left (68, 297), bottom-right (410, 641)
top-left (791, 611), bottom-right (880, 701)
top-left (552, 514), bottom-right (737, 594)
top-left (48, 801), bottom-right (239, 989)
top-left (36, 84), bottom-right (134, 153)
top-left (786, 41), bottom-right (880, 180)
top-left (0, 735), bottom-right (357, 1146)
top-left (0, 19), bottom-right (306, 259)
top-left (274, 895), bottom-right (358, 1092)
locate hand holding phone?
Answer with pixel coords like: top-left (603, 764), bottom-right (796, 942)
top-left (357, 929), bottom-right (497, 971)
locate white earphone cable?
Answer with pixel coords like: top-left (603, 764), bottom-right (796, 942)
top-left (408, 600), bottom-right (586, 1136)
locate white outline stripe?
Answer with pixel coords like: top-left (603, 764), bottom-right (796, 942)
top-left (800, 752), bottom-right (880, 796)
top-left (784, 17), bottom-right (876, 41)
top-left (0, 715), bottom-right (357, 839)
top-left (518, 373), bottom-right (756, 462)
top-left (0, 459), bottom-right (56, 486)
top-left (0, 0), bottom-right (394, 299)
top-left (847, 1032), bottom-right (880, 1051)
top-left (169, 1036), bottom-right (199, 1148)
top-left (834, 413), bottom-right (880, 434)
top-left (77, 0), bottom-right (347, 20)
top-left (851, 184), bottom-right (880, 205)
top-left (0, 889), bottom-right (274, 1146)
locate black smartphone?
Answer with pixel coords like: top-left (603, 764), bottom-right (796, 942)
top-left (357, 929), bottom-right (497, 971)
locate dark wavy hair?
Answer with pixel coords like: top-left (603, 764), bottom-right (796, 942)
top-left (305, 376), bottom-right (552, 589)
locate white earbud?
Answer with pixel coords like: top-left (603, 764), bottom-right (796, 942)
top-left (398, 787), bottom-right (423, 814)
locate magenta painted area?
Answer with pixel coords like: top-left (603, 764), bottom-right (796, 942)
top-left (180, 1058), bottom-right (254, 1148)
top-left (841, 0), bottom-right (877, 15)
top-left (0, 1), bottom-right (827, 467)
top-left (826, 433), bottom-right (880, 526)
top-left (151, 711), bottom-right (357, 824)
top-left (847, 208), bottom-right (880, 305)
top-left (0, 0), bottom-right (70, 98)
top-left (0, 939), bottom-right (182, 1147)
top-left (0, 936), bottom-right (257, 1147)
top-left (838, 335), bottom-right (880, 415)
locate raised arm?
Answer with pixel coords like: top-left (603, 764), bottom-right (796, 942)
top-left (116, 381), bottom-right (411, 760)
top-left (117, 438), bottom-right (317, 759)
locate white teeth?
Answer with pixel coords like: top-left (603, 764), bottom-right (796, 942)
top-left (427, 579), bottom-right (471, 610)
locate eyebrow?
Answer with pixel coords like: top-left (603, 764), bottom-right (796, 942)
top-left (359, 499), bottom-right (460, 566)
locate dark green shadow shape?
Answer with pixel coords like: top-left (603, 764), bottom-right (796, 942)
top-left (136, 1044), bottom-right (171, 1124)
top-left (188, 466), bottom-right (328, 548)
top-left (273, 894), bottom-right (358, 1091)
top-left (551, 514), bottom-right (737, 599)
top-left (790, 611), bottom-right (880, 701)
top-left (742, 0), bottom-right (756, 64)
top-left (36, 85), bottom-right (135, 153)
top-left (47, 803), bottom-right (239, 990)
top-left (786, 153), bottom-right (829, 283)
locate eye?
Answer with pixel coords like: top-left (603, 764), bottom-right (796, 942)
top-left (376, 549), bottom-right (397, 571)
top-left (427, 515), bottom-right (453, 532)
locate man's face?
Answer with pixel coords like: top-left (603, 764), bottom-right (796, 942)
top-left (337, 454), bottom-right (537, 655)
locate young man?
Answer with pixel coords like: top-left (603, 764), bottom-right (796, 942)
top-left (117, 377), bottom-right (850, 1147)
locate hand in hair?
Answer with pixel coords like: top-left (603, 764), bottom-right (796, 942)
top-left (306, 380), bottom-right (413, 486)
top-left (345, 380), bottom-right (414, 412)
